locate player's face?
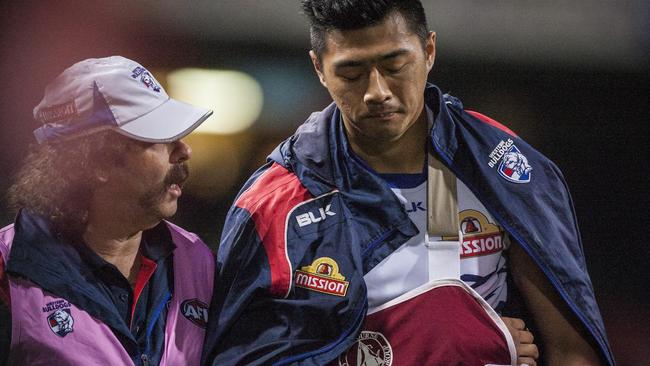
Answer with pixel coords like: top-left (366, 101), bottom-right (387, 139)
top-left (110, 139), bottom-right (192, 222)
top-left (311, 11), bottom-right (435, 147)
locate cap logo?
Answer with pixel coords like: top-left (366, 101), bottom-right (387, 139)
top-left (131, 66), bottom-right (161, 92)
top-left (37, 101), bottom-right (77, 123)
top-left (294, 257), bottom-right (349, 297)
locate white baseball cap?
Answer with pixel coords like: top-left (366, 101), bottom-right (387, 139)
top-left (33, 56), bottom-right (213, 144)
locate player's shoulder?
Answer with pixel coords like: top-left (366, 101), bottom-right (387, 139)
top-left (465, 110), bottom-right (518, 138)
top-left (235, 162), bottom-right (312, 217)
top-left (441, 92), bottom-right (517, 137)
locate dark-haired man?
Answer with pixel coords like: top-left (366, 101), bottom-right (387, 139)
top-left (202, 1), bottom-right (615, 365)
top-left (0, 56), bottom-right (214, 365)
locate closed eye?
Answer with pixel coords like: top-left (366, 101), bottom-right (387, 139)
top-left (340, 74), bottom-right (361, 82)
top-left (383, 62), bottom-right (408, 74)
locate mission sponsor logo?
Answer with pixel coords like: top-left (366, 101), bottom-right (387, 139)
top-left (181, 298), bottom-right (209, 328)
top-left (339, 331), bottom-right (393, 366)
top-left (36, 101), bottom-right (77, 124)
top-left (458, 210), bottom-right (505, 258)
top-left (488, 139), bottom-right (532, 183)
top-left (294, 257), bottom-right (349, 297)
top-left (43, 300), bottom-right (74, 337)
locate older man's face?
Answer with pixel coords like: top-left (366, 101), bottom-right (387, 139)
top-left (105, 138), bottom-right (192, 224)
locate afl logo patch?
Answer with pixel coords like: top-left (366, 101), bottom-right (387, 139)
top-left (47, 309), bottom-right (74, 337)
top-left (294, 257), bottom-right (349, 297)
top-left (181, 299), bottom-right (209, 328)
top-left (339, 331), bottom-right (393, 366)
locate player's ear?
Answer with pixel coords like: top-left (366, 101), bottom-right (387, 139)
top-left (425, 31), bottom-right (436, 72)
top-left (310, 50), bottom-right (327, 88)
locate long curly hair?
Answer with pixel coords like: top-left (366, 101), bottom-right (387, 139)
top-left (7, 130), bottom-right (130, 240)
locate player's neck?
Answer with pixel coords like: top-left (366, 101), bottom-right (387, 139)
top-left (348, 112), bottom-right (427, 174)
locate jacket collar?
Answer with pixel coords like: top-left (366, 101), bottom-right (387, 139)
top-left (268, 83), bottom-right (455, 239)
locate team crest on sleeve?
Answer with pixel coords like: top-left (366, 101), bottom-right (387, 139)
top-left (294, 257), bottom-right (349, 297)
top-left (488, 139), bottom-right (532, 183)
top-left (181, 298), bottom-right (209, 328)
top-left (339, 331), bottom-right (393, 366)
top-left (43, 300), bottom-right (74, 337)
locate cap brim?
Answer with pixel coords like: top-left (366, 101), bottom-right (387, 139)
top-left (117, 98), bottom-right (213, 143)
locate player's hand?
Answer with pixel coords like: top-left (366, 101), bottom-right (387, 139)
top-left (501, 316), bottom-right (539, 366)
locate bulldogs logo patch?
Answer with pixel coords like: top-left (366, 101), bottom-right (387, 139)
top-left (498, 145), bottom-right (532, 183)
top-left (181, 299), bottom-right (209, 328)
top-left (47, 309), bottom-right (74, 337)
top-left (294, 257), bottom-right (349, 297)
top-left (339, 331), bottom-right (393, 366)
top-left (488, 139), bottom-right (532, 183)
top-left (131, 66), bottom-right (161, 92)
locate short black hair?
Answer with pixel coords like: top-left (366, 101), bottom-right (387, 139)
top-left (301, 0), bottom-right (429, 59)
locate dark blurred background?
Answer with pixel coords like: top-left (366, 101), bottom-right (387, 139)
top-left (1, 1), bottom-right (648, 363)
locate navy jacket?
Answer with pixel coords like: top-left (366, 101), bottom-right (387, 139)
top-left (202, 84), bottom-right (615, 365)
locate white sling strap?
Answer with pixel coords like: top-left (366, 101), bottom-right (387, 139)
top-left (426, 152), bottom-right (462, 280)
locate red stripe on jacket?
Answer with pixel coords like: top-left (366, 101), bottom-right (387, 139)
top-left (236, 163), bottom-right (312, 298)
top-left (466, 110), bottom-right (517, 137)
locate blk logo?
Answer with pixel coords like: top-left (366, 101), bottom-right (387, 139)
top-left (405, 201), bottom-right (425, 213)
top-left (296, 204), bottom-right (336, 227)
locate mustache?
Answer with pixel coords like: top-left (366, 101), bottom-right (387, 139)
top-left (164, 162), bottom-right (189, 186)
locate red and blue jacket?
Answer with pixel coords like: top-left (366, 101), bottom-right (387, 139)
top-left (202, 84), bottom-right (615, 365)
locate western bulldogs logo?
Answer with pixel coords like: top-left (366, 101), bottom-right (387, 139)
top-left (497, 145), bottom-right (532, 183)
top-left (131, 66), bottom-right (161, 92)
top-left (339, 331), bottom-right (393, 366)
top-left (181, 299), bottom-right (209, 328)
top-left (47, 309), bottom-right (74, 337)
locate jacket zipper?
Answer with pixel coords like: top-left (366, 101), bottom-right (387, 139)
top-left (139, 291), bottom-right (171, 366)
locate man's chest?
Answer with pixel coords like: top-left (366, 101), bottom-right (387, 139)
top-left (365, 179), bottom-right (509, 311)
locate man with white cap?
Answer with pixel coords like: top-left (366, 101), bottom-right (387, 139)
top-left (0, 56), bottom-right (214, 365)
